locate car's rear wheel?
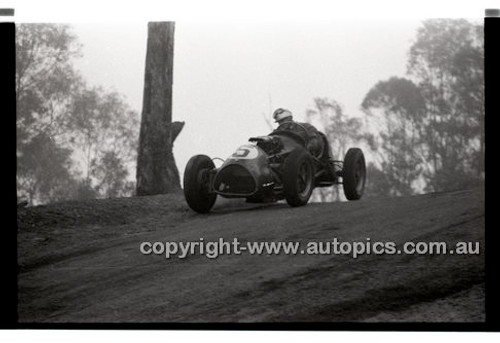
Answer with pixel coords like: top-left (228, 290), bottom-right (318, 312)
top-left (283, 148), bottom-right (315, 207)
top-left (343, 148), bottom-right (366, 200)
top-left (183, 155), bottom-right (217, 213)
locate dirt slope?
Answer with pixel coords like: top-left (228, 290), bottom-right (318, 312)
top-left (17, 188), bottom-right (485, 323)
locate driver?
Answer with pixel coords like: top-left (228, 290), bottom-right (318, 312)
top-left (271, 108), bottom-right (327, 159)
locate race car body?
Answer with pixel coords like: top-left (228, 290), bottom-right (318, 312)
top-left (183, 129), bottom-right (366, 213)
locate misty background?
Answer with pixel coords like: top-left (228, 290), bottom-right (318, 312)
top-left (16, 19), bottom-right (484, 205)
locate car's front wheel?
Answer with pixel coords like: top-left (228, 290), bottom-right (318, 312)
top-left (183, 155), bottom-right (217, 213)
top-left (283, 148), bottom-right (315, 207)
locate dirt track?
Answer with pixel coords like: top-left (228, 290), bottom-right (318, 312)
top-left (17, 188), bottom-right (485, 323)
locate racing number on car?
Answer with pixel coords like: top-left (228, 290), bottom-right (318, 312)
top-left (233, 148), bottom-right (250, 158)
top-left (230, 145), bottom-right (258, 159)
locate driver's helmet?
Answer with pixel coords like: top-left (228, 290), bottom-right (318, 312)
top-left (273, 108), bottom-right (293, 122)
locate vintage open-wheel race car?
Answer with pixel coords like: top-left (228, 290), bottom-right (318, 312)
top-left (183, 124), bottom-right (366, 213)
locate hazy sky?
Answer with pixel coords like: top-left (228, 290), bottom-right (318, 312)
top-left (71, 19), bottom-right (423, 177)
top-left (13, 0), bottom-right (489, 182)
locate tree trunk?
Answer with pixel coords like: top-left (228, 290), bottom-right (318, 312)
top-left (136, 22), bottom-right (183, 196)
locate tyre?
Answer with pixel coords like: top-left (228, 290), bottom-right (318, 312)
top-left (283, 148), bottom-right (315, 207)
top-left (343, 148), bottom-right (366, 200)
top-left (183, 155), bottom-right (217, 213)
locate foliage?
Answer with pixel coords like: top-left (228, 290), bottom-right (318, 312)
top-left (361, 19), bottom-right (484, 196)
top-left (407, 19), bottom-right (484, 192)
top-left (68, 86), bottom-right (139, 194)
top-left (306, 98), bottom-right (369, 201)
top-left (362, 77), bottom-right (425, 196)
top-left (17, 132), bottom-right (76, 204)
top-left (16, 24), bottom-right (139, 205)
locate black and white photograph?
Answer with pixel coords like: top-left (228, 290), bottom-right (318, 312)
top-left (6, 0), bottom-right (497, 336)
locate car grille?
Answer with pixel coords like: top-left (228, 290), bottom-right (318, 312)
top-left (214, 165), bottom-right (256, 195)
